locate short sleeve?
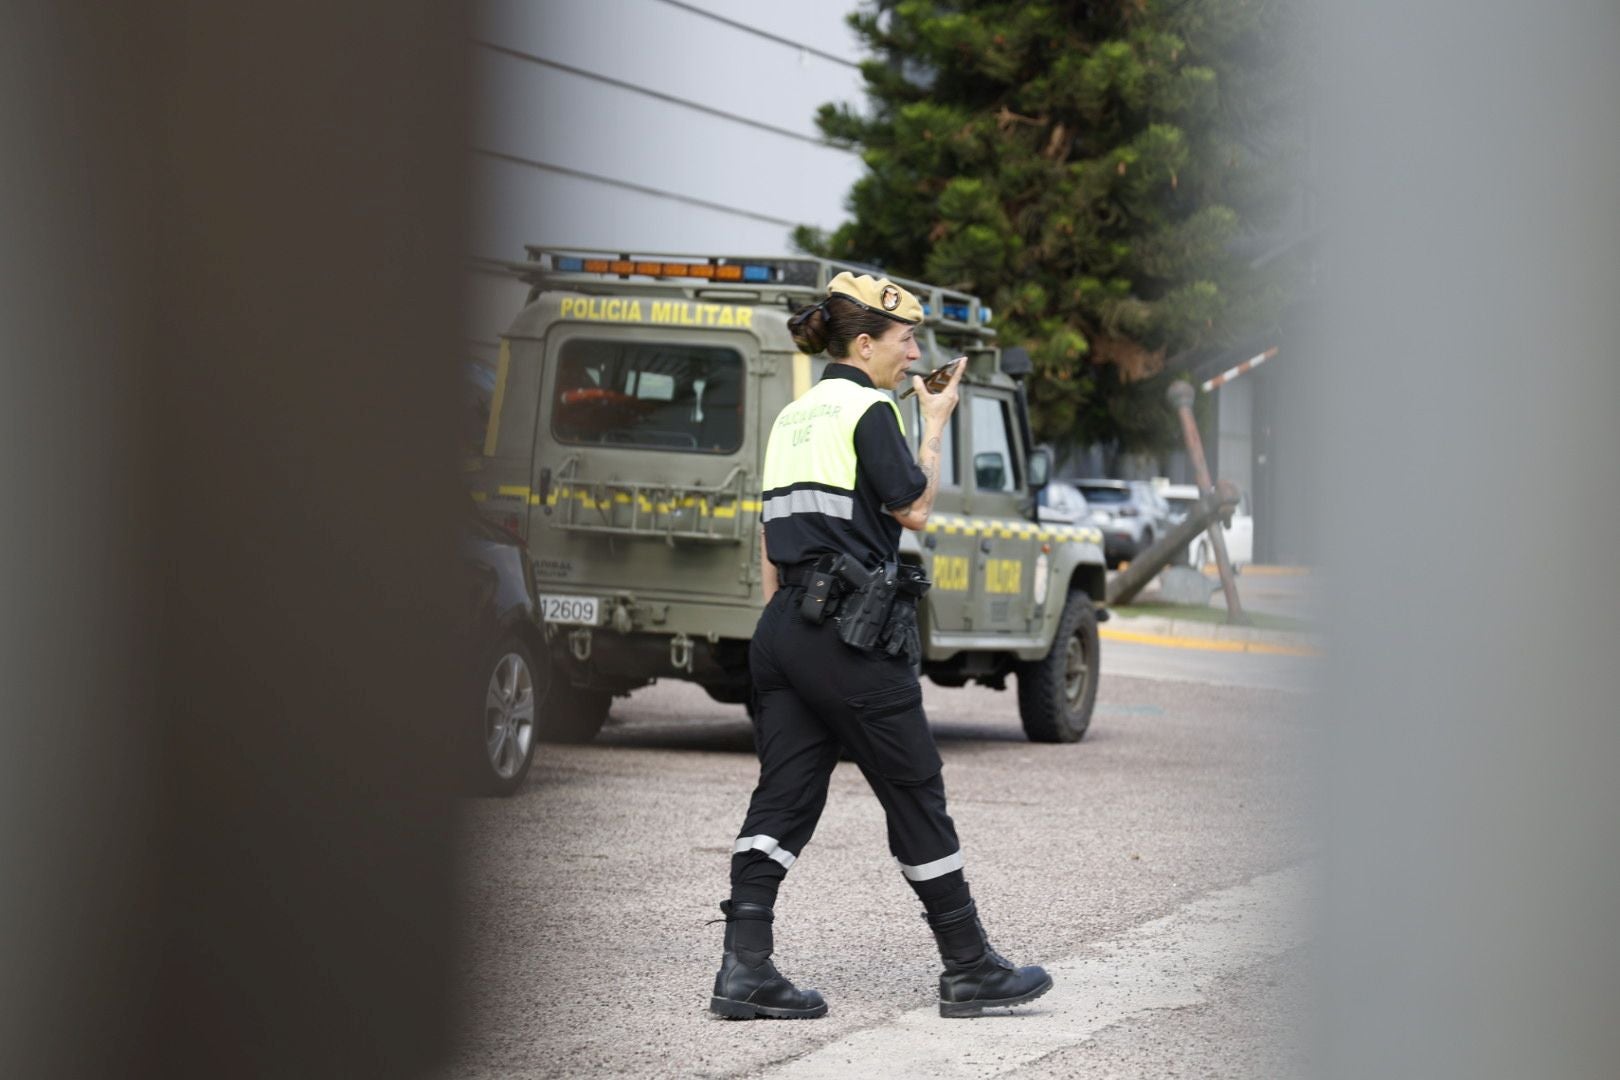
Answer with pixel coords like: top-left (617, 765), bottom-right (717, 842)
top-left (853, 401), bottom-right (927, 511)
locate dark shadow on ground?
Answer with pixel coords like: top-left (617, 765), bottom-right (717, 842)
top-left (590, 715), bottom-right (757, 755)
top-left (576, 711), bottom-right (1126, 755)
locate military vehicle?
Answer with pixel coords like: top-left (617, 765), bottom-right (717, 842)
top-left (468, 246), bottom-right (1108, 744)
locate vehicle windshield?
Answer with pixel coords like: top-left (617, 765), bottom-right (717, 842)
top-left (552, 338), bottom-right (743, 453)
top-left (1166, 496), bottom-right (1198, 514)
top-left (1079, 486), bottom-right (1128, 504)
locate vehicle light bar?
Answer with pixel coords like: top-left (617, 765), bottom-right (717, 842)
top-left (551, 254), bottom-right (784, 283)
top-left (923, 302), bottom-right (993, 325)
top-left (518, 246), bottom-right (996, 334)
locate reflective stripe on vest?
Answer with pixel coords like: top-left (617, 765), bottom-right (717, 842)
top-left (760, 377), bottom-right (904, 500)
top-left (761, 488), bottom-right (854, 523)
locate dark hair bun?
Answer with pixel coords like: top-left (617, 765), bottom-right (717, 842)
top-left (787, 295), bottom-right (898, 358)
top-left (787, 301), bottom-right (830, 354)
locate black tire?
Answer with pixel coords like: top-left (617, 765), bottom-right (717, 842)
top-left (1016, 592), bottom-right (1101, 743)
top-left (540, 679), bottom-right (611, 744)
top-left (702, 682), bottom-right (750, 705)
top-left (475, 635), bottom-right (541, 796)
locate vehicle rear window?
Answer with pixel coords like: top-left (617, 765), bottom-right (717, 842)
top-left (551, 338), bottom-right (743, 453)
top-left (1079, 486), bottom-right (1128, 503)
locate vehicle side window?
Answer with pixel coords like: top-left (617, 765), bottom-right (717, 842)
top-left (970, 396), bottom-right (1020, 493)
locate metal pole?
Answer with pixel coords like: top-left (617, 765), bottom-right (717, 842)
top-left (1167, 381), bottom-right (1247, 625)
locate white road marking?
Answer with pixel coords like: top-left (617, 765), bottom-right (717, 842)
top-left (759, 864), bottom-right (1312, 1079)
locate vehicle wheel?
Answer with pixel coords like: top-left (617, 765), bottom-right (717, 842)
top-left (702, 682), bottom-right (750, 706)
top-left (540, 678), bottom-right (611, 744)
top-left (1016, 592), bottom-right (1100, 743)
top-left (477, 636), bottom-right (541, 796)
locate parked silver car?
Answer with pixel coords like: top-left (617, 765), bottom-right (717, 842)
top-left (1036, 480), bottom-right (1091, 526)
top-left (1160, 482), bottom-right (1255, 569)
top-left (1076, 480), bottom-right (1171, 567)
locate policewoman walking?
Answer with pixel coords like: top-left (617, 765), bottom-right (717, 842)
top-left (710, 272), bottom-right (1052, 1020)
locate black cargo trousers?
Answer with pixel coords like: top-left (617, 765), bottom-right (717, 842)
top-left (729, 580), bottom-right (964, 905)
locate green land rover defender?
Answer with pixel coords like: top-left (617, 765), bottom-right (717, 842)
top-left (469, 247), bottom-right (1106, 744)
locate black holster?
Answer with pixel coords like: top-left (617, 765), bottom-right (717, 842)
top-left (809, 557), bottom-right (931, 666)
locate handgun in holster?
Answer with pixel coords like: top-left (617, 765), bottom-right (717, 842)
top-left (833, 559), bottom-right (898, 651)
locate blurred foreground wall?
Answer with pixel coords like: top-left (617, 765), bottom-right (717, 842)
top-left (2, 4), bottom-right (468, 1077)
top-left (1311, 3), bottom-right (1620, 1077)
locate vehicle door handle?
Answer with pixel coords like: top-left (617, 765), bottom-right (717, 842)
top-left (538, 467), bottom-right (552, 515)
top-left (924, 533), bottom-right (937, 549)
top-left (979, 538), bottom-right (992, 553)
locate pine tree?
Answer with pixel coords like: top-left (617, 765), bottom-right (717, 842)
top-left (797, 0), bottom-right (1298, 453)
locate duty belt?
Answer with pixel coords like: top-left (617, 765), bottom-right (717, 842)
top-left (776, 562), bottom-right (832, 590)
top-left (777, 555), bottom-right (929, 663)
top-left (776, 559), bottom-right (927, 592)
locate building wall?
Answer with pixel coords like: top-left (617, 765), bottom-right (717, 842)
top-left (468, 0), bottom-right (868, 357)
top-left (1213, 376), bottom-right (1254, 512)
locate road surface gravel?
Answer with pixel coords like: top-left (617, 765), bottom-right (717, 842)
top-left (449, 656), bottom-right (1315, 1079)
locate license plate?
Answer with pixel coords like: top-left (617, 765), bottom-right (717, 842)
top-left (539, 594), bottom-right (600, 625)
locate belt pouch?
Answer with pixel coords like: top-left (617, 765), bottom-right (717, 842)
top-left (798, 555), bottom-right (842, 624)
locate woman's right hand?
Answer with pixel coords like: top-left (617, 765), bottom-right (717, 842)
top-left (912, 357), bottom-right (965, 424)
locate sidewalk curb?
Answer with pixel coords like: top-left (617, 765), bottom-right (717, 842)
top-left (1183, 564), bottom-right (1314, 578)
top-left (1231, 564), bottom-right (1313, 578)
top-left (1101, 615), bottom-right (1323, 658)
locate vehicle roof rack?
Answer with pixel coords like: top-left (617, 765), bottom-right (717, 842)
top-left (473, 245), bottom-right (996, 339)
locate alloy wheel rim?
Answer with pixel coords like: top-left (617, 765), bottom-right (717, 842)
top-left (485, 652), bottom-right (535, 779)
top-left (1063, 632), bottom-right (1089, 707)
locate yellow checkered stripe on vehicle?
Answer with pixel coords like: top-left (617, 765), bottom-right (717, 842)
top-left (924, 513), bottom-right (1103, 545)
top-left (476, 485), bottom-right (764, 519)
top-left (472, 490), bottom-right (1101, 543)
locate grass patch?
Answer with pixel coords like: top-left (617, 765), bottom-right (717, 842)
top-left (1110, 600), bottom-right (1315, 634)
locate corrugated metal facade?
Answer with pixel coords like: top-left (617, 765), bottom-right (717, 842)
top-left (468, 0), bottom-right (868, 352)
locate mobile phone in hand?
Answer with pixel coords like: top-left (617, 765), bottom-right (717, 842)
top-left (899, 356), bottom-right (966, 399)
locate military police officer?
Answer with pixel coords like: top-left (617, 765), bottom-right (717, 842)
top-left (710, 272), bottom-right (1053, 1020)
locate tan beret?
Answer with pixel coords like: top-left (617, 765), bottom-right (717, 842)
top-left (827, 271), bottom-right (923, 325)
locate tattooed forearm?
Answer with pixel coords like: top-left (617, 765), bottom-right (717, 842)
top-left (893, 425), bottom-right (948, 530)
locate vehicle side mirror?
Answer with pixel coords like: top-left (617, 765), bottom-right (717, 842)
top-left (973, 451), bottom-right (1006, 490)
top-left (1000, 346), bottom-right (1032, 378)
top-left (1027, 445), bottom-right (1051, 489)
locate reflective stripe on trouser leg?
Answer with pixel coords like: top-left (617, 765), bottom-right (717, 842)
top-left (896, 849), bottom-right (964, 881)
top-left (734, 834), bottom-right (797, 869)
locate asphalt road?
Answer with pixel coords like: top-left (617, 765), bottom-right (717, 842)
top-left (450, 646), bottom-right (1318, 1079)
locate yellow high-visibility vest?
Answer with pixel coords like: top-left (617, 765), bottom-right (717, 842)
top-left (762, 377), bottom-right (904, 521)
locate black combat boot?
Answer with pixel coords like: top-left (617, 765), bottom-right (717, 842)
top-left (926, 900), bottom-right (1053, 1018)
top-left (709, 900), bottom-right (828, 1019)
